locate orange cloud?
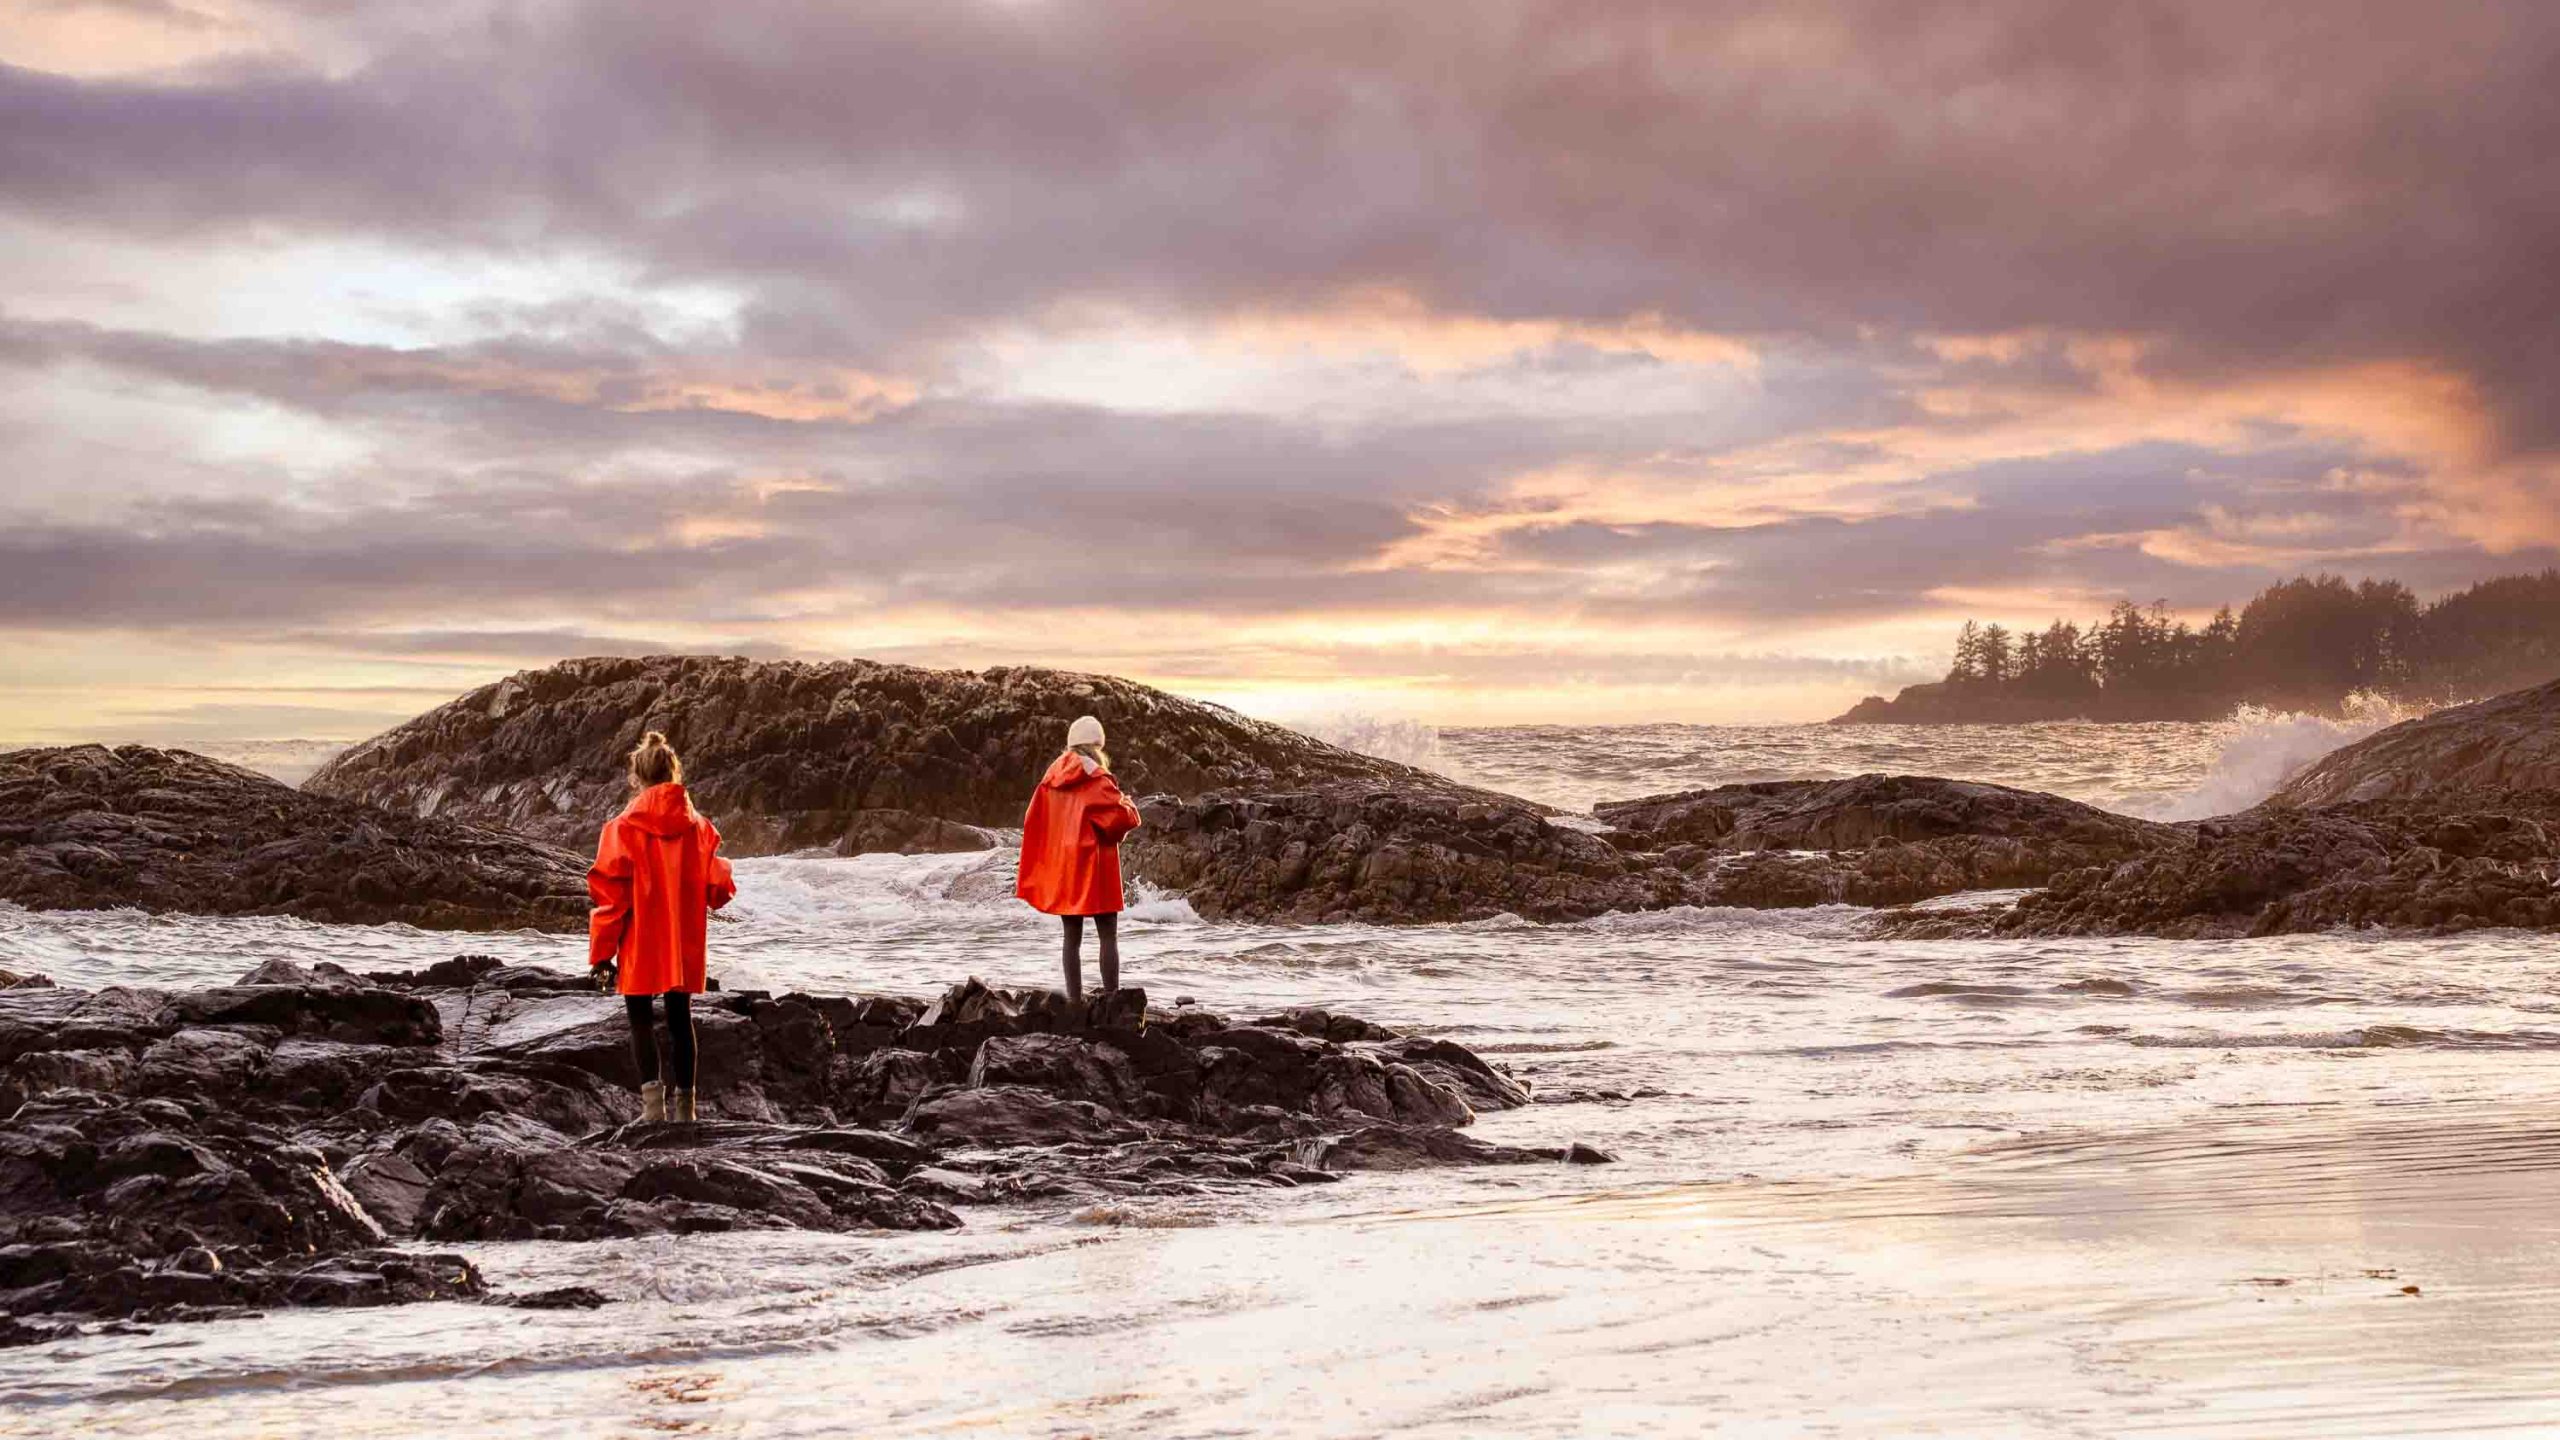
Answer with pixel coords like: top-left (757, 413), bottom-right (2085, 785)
top-left (1899, 331), bottom-right (2558, 547)
top-left (0, 0), bottom-right (263, 78)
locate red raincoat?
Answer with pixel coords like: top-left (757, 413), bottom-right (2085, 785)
top-left (588, 782), bottom-right (737, 995)
top-left (1016, 753), bottom-right (1142, 916)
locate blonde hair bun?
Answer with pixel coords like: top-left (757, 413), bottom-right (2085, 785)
top-left (628, 730), bottom-right (684, 788)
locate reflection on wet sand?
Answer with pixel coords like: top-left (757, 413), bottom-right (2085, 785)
top-left (1378, 1096), bottom-right (2560, 1435)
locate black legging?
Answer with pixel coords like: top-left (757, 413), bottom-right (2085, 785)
top-left (625, 991), bottom-right (697, 1089)
top-left (1059, 913), bottom-right (1119, 1001)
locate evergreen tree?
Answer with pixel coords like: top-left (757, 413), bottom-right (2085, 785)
top-left (1950, 620), bottom-right (1985, 685)
top-left (1979, 623), bottom-right (2014, 685)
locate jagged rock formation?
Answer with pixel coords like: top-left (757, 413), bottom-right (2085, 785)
top-left (1601, 775), bottom-right (2175, 909)
top-left (1593, 774), bottom-right (2170, 854)
top-left (0, 959), bottom-right (1596, 1345)
top-left (1852, 685), bottom-right (2560, 938)
top-left (1943, 681), bottom-right (2560, 938)
top-left (1963, 797), bottom-right (2560, 939)
top-left (2270, 678), bottom-right (2560, 808)
top-left (1122, 774), bottom-right (2187, 923)
top-left (1124, 782), bottom-right (1693, 923)
top-left (0, 746), bottom-right (588, 932)
top-left (306, 655), bottom-right (1494, 858)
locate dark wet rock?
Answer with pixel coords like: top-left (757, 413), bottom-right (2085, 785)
top-left (304, 654), bottom-right (1489, 857)
top-left (904, 1086), bottom-right (1142, 1147)
top-left (1293, 1124), bottom-right (1592, 1172)
top-left (1597, 775), bottom-right (2175, 907)
top-left (236, 958), bottom-right (364, 990)
top-left (2271, 678), bottom-right (2560, 809)
top-left (834, 1048), bottom-right (941, 1123)
top-left (0, 965), bottom-right (1577, 1342)
top-left (0, 1047), bottom-right (134, 1112)
top-left (1125, 782), bottom-right (1692, 923)
top-left (337, 1152), bottom-right (434, 1235)
top-left (966, 1034), bottom-right (1146, 1112)
top-left (1981, 798), bottom-right (2560, 938)
top-left (1253, 1007), bottom-right (1403, 1043)
top-left (507, 1285), bottom-right (610, 1310)
top-left (359, 1058), bottom-right (635, 1138)
top-left (0, 745), bottom-right (586, 932)
top-left (132, 1027), bottom-right (275, 1100)
top-left (1364, 1036), bottom-right (1536, 1111)
top-left (0, 1089), bottom-right (485, 1347)
top-left (0, 970), bottom-right (54, 991)
top-left (416, 1123), bottom-right (958, 1241)
top-left (1127, 772), bottom-right (2188, 923)
top-left (0, 986), bottom-right (180, 1069)
top-left (1597, 774), bottom-right (2165, 853)
top-left (170, 982), bottom-right (443, 1047)
top-left (1872, 682), bottom-right (2560, 937)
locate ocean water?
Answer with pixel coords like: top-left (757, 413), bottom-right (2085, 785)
top-left (9, 715), bottom-right (2560, 1437)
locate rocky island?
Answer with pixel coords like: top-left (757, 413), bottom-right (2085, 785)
top-left (303, 655), bottom-right (1506, 857)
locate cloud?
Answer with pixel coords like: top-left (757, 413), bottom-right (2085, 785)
top-left (5, 1), bottom-right (2559, 728)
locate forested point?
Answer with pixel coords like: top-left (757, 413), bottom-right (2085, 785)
top-left (1833, 569), bottom-right (2560, 724)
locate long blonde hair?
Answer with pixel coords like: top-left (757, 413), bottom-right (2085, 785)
top-left (1068, 741), bottom-right (1110, 774)
top-left (628, 730), bottom-right (683, 789)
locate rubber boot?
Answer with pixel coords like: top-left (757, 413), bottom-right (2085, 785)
top-left (639, 1081), bottom-right (666, 1125)
top-left (670, 1088), bottom-right (698, 1123)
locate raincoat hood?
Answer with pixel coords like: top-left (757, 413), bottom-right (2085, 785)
top-left (621, 782), bottom-right (701, 837)
top-left (1040, 752), bottom-right (1106, 789)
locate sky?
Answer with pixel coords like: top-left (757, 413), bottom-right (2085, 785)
top-left (3, 1), bottom-right (2558, 743)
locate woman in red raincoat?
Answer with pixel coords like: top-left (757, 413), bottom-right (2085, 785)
top-left (588, 731), bottom-right (736, 1123)
top-left (1017, 715), bottom-right (1142, 1001)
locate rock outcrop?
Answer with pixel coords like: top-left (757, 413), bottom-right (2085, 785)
top-left (1596, 775), bottom-right (2177, 910)
top-left (1959, 797), bottom-right (2560, 939)
top-left (0, 959), bottom-right (1593, 1345)
top-left (1122, 774), bottom-right (2192, 923)
top-left (0, 746), bottom-right (588, 932)
top-left (1124, 782), bottom-right (1693, 923)
top-left (2270, 678), bottom-right (2560, 809)
top-left (1876, 680), bottom-right (2560, 938)
top-left (1593, 774), bottom-right (2170, 854)
top-left (306, 656), bottom-right (1495, 858)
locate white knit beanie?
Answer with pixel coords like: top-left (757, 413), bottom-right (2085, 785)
top-left (1065, 715), bottom-right (1105, 748)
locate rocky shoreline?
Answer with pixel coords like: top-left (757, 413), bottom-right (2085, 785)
top-left (0, 959), bottom-right (1600, 1347)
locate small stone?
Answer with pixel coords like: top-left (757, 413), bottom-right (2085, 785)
top-left (505, 1286), bottom-right (611, 1310)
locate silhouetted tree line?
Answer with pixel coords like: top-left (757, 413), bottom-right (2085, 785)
top-left (1838, 569), bottom-right (2560, 722)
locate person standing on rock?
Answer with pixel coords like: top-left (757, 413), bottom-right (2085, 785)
top-left (1017, 715), bottom-right (1143, 1002)
top-left (588, 731), bottom-right (736, 1123)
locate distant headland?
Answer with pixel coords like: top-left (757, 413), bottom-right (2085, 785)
top-left (1835, 569), bottom-right (2560, 724)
